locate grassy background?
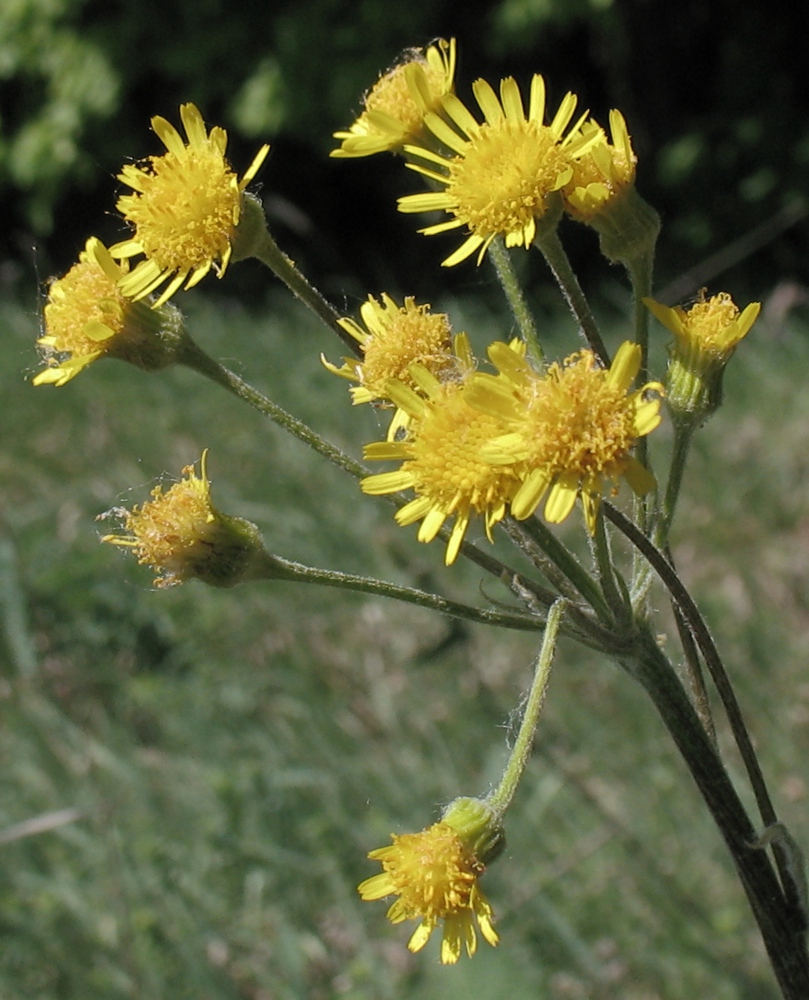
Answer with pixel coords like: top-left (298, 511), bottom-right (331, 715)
top-left (2, 275), bottom-right (809, 999)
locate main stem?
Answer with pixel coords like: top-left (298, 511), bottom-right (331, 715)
top-left (632, 635), bottom-right (809, 999)
top-left (605, 502), bottom-right (806, 946)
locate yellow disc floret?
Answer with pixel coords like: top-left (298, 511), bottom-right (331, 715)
top-left (470, 341), bottom-right (663, 532)
top-left (645, 290), bottom-right (760, 357)
top-left (34, 238), bottom-right (130, 385)
top-left (323, 293), bottom-right (455, 405)
top-left (33, 237), bottom-right (181, 386)
top-left (101, 452), bottom-right (268, 588)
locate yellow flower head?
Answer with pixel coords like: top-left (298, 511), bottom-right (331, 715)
top-left (563, 110), bottom-right (636, 222)
top-left (360, 364), bottom-right (521, 565)
top-left (644, 290), bottom-right (760, 358)
top-left (470, 341), bottom-right (663, 532)
top-left (111, 103), bottom-right (269, 306)
top-left (324, 293), bottom-right (456, 402)
top-left (359, 798), bottom-right (501, 964)
top-left (101, 451), bottom-right (267, 588)
top-left (33, 237), bottom-right (180, 386)
top-left (397, 75), bottom-right (597, 266)
top-left (644, 290), bottom-right (760, 422)
top-left (562, 110), bottom-right (659, 265)
top-left (331, 38), bottom-right (456, 157)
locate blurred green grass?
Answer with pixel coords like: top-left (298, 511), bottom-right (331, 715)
top-left (2, 284), bottom-right (808, 999)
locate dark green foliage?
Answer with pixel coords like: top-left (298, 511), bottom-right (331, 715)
top-left (2, 0), bottom-right (808, 299)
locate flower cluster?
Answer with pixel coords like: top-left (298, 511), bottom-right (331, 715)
top-left (33, 35), bottom-right (766, 974)
top-left (351, 326), bottom-right (662, 560)
top-left (330, 42), bottom-right (664, 271)
top-left (33, 103), bottom-right (272, 387)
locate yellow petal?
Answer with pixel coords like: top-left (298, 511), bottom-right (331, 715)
top-left (544, 478), bottom-right (578, 523)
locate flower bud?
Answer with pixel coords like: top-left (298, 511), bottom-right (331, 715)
top-left (645, 291), bottom-right (760, 425)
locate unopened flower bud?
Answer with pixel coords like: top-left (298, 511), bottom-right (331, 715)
top-left (645, 290), bottom-right (760, 425)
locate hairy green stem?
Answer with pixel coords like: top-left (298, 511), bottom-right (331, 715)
top-left (257, 552), bottom-right (546, 632)
top-left (603, 501), bottom-right (804, 924)
top-left (535, 228), bottom-right (610, 366)
top-left (178, 339), bottom-right (368, 479)
top-left (511, 515), bottom-right (613, 623)
top-left (631, 633), bottom-right (809, 1000)
top-left (657, 419), bottom-right (695, 549)
top-left (251, 227), bottom-right (360, 355)
top-left (488, 599), bottom-right (567, 815)
top-left (627, 253), bottom-right (655, 547)
top-left (593, 512), bottom-right (627, 623)
top-left (670, 590), bottom-right (717, 745)
top-left (628, 253), bottom-right (654, 391)
top-left (489, 237), bottom-right (542, 360)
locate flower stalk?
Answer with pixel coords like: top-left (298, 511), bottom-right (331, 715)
top-left (243, 203), bottom-right (360, 355)
top-left (488, 598), bottom-right (567, 815)
top-left (488, 237), bottom-right (542, 360)
top-left (534, 226), bottom-right (610, 366)
top-left (255, 552), bottom-right (548, 632)
top-left (176, 337), bottom-right (368, 480)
